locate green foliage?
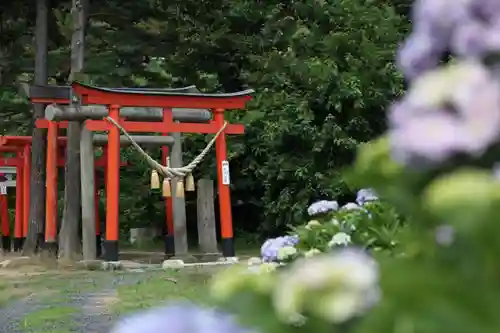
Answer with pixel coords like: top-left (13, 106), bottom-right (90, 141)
top-left (289, 200), bottom-right (403, 262)
top-left (0, 0), bottom-right (408, 237)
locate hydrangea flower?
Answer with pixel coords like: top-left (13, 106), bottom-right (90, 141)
top-left (451, 16), bottom-right (500, 58)
top-left (110, 302), bottom-right (255, 333)
top-left (398, 0), bottom-right (469, 79)
top-left (211, 265), bottom-right (276, 300)
top-left (356, 188), bottom-right (379, 205)
top-left (277, 246), bottom-right (297, 260)
top-left (272, 248), bottom-right (380, 324)
top-left (260, 236), bottom-right (299, 262)
top-left (305, 220), bottom-right (321, 229)
top-left (328, 232), bottom-right (351, 247)
top-left (329, 218), bottom-right (340, 226)
top-left (307, 200), bottom-right (339, 216)
top-left (388, 61), bottom-right (500, 168)
top-left (341, 202), bottom-right (362, 211)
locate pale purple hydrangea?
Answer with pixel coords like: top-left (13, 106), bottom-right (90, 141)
top-left (397, 28), bottom-right (445, 79)
top-left (389, 62), bottom-right (500, 168)
top-left (398, 0), bottom-right (500, 79)
top-left (110, 302), bottom-right (255, 333)
top-left (451, 17), bottom-right (500, 58)
top-left (307, 200), bottom-right (339, 216)
top-left (356, 188), bottom-right (378, 206)
top-left (261, 235), bottom-right (299, 262)
top-left (398, 0), bottom-right (470, 78)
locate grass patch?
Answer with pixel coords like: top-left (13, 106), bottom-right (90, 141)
top-left (0, 280), bottom-right (34, 307)
top-left (19, 306), bottom-right (77, 332)
top-left (114, 270), bottom-right (213, 314)
top-left (0, 271), bottom-right (122, 308)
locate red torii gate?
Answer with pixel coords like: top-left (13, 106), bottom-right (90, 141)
top-left (29, 82), bottom-right (254, 261)
top-left (0, 138), bottom-right (127, 253)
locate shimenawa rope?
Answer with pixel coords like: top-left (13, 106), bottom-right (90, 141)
top-left (105, 116), bottom-right (227, 179)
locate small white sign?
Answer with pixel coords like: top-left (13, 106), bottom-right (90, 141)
top-left (221, 161), bottom-right (230, 185)
top-left (0, 183), bottom-right (7, 195)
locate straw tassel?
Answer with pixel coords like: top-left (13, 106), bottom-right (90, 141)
top-left (175, 179), bottom-right (185, 198)
top-left (150, 170), bottom-right (160, 189)
top-left (162, 178), bottom-right (171, 197)
top-left (186, 173), bottom-right (195, 192)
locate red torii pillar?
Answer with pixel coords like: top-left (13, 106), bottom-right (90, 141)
top-left (15, 151), bottom-right (24, 251)
top-left (0, 136), bottom-right (123, 253)
top-left (0, 146), bottom-right (24, 251)
top-left (0, 180), bottom-right (10, 251)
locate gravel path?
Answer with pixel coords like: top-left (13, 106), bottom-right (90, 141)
top-left (73, 288), bottom-right (118, 333)
top-left (0, 296), bottom-right (42, 333)
top-left (0, 271), bottom-right (145, 333)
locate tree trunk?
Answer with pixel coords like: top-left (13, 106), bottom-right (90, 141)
top-left (58, 0), bottom-right (88, 261)
top-left (22, 0), bottom-right (48, 256)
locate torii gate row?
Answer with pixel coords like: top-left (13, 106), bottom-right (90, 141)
top-left (27, 82), bottom-right (254, 261)
top-left (0, 141), bottom-right (129, 252)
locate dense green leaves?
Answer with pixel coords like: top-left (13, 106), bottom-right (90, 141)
top-left (0, 0), bottom-right (409, 238)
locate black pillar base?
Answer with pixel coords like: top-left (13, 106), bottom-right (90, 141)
top-left (43, 241), bottom-right (58, 257)
top-left (13, 238), bottom-right (23, 252)
top-left (96, 235), bottom-right (102, 258)
top-left (164, 234), bottom-right (174, 257)
top-left (103, 240), bottom-right (119, 262)
top-left (2, 236), bottom-right (11, 252)
top-left (221, 237), bottom-right (235, 257)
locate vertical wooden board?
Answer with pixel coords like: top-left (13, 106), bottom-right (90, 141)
top-left (196, 179), bottom-right (218, 254)
top-left (170, 131), bottom-right (188, 255)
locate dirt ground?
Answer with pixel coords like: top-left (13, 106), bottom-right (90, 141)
top-left (0, 253), bottom-right (215, 333)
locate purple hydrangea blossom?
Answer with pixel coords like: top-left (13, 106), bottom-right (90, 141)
top-left (110, 302), bottom-right (255, 333)
top-left (389, 62), bottom-right (500, 167)
top-left (307, 200), bottom-right (339, 216)
top-left (396, 28), bottom-right (444, 79)
top-left (398, 0), bottom-right (470, 79)
top-left (356, 189), bottom-right (378, 206)
top-left (261, 235), bottom-right (299, 262)
top-left (451, 17), bottom-right (500, 58)
top-left (397, 0), bottom-right (500, 79)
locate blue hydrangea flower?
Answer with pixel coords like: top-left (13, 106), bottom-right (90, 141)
top-left (356, 188), bottom-right (379, 206)
top-left (261, 235), bottom-right (299, 262)
top-left (307, 200), bottom-right (339, 216)
top-left (110, 302), bottom-right (255, 333)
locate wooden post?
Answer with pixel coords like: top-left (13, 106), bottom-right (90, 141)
top-left (196, 179), bottom-right (218, 256)
top-left (14, 159), bottom-right (24, 251)
top-left (22, 145), bottom-right (31, 245)
top-left (214, 109), bottom-right (234, 257)
top-left (0, 188), bottom-right (11, 252)
top-left (104, 105), bottom-right (120, 261)
top-left (162, 109), bottom-right (174, 256)
top-left (44, 120), bottom-right (58, 253)
top-left (171, 130), bottom-right (189, 256)
top-left (80, 126), bottom-right (96, 259)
